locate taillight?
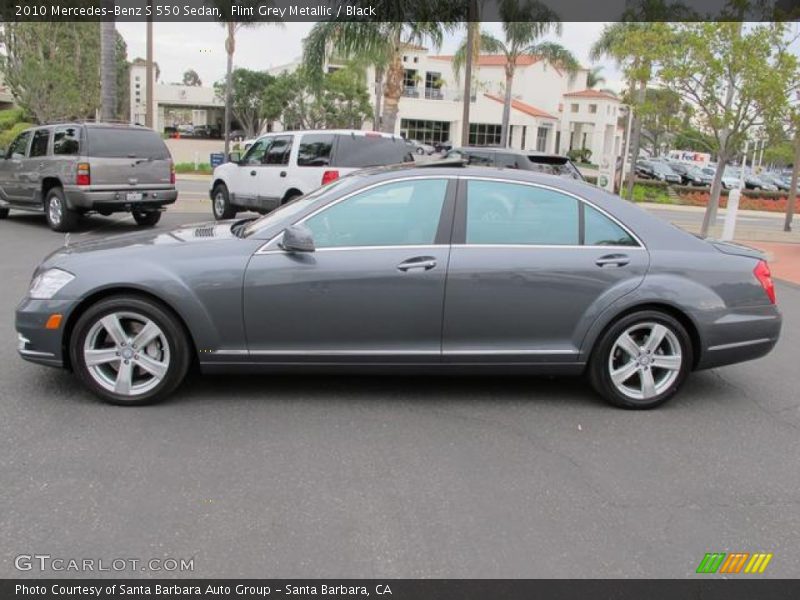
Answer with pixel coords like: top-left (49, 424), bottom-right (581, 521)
top-left (76, 162), bottom-right (90, 186)
top-left (321, 170), bottom-right (339, 185)
top-left (169, 161), bottom-right (176, 184)
top-left (754, 260), bottom-right (776, 304)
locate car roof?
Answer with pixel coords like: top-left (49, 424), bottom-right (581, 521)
top-left (257, 129), bottom-right (402, 140)
top-left (449, 146), bottom-right (566, 159)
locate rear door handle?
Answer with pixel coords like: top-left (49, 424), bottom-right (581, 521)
top-left (280, 171), bottom-right (287, 177)
top-left (250, 170), bottom-right (257, 176)
top-left (595, 254), bottom-right (630, 267)
top-left (397, 256), bottom-right (437, 272)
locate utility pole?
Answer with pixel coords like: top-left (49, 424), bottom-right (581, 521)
top-left (785, 127), bottom-right (800, 232)
top-left (145, 0), bottom-right (154, 129)
top-left (460, 2), bottom-right (477, 147)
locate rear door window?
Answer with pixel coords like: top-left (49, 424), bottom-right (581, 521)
top-left (30, 129), bottom-right (50, 158)
top-left (465, 152), bottom-right (494, 167)
top-left (332, 135), bottom-right (411, 168)
top-left (86, 128), bottom-right (169, 159)
top-left (297, 134), bottom-right (334, 167)
top-left (264, 135), bottom-right (292, 166)
top-left (583, 204), bottom-right (638, 246)
top-left (53, 126), bottom-right (81, 155)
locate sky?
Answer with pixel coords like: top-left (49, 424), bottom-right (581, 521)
top-left (115, 22), bottom-right (628, 91)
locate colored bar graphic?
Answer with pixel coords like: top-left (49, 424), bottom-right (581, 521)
top-left (744, 553), bottom-right (773, 574)
top-left (696, 553), bottom-right (726, 574)
top-left (719, 553), bottom-right (749, 574)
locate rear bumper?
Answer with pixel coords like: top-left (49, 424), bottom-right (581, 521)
top-left (15, 297), bottom-right (73, 368)
top-left (64, 187), bottom-right (178, 212)
top-left (696, 305), bottom-right (782, 370)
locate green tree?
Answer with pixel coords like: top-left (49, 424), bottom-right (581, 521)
top-left (0, 22), bottom-right (101, 122)
top-left (115, 31), bottom-right (131, 121)
top-left (100, 2), bottom-right (117, 121)
top-left (214, 69), bottom-right (275, 138)
top-left (182, 69), bottom-right (202, 87)
top-left (303, 21), bottom-right (447, 134)
top-left (587, 66), bottom-right (606, 89)
top-left (454, 16), bottom-right (578, 147)
top-left (657, 22), bottom-right (798, 237)
top-left (638, 87), bottom-right (687, 156)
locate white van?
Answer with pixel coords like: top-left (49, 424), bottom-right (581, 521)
top-left (209, 130), bottom-right (413, 219)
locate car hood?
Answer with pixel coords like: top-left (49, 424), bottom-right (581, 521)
top-left (45, 220), bottom-right (242, 261)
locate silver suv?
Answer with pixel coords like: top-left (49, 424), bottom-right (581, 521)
top-left (0, 122), bottom-right (177, 231)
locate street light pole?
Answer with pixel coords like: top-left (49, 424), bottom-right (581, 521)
top-left (145, 1), bottom-right (154, 130)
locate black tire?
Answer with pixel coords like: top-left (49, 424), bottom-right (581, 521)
top-left (211, 183), bottom-right (236, 220)
top-left (0, 207), bottom-right (9, 219)
top-left (132, 210), bottom-right (162, 227)
top-left (588, 310), bottom-right (693, 410)
top-left (44, 187), bottom-right (80, 232)
top-left (69, 295), bottom-right (191, 406)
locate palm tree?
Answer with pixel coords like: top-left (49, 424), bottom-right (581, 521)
top-left (99, 0), bottom-right (116, 121)
top-left (587, 66), bottom-right (605, 89)
top-left (590, 22), bottom-right (660, 201)
top-left (454, 21), bottom-right (579, 148)
top-left (303, 22), bottom-right (448, 135)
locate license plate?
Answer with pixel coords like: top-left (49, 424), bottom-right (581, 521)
top-left (126, 192), bottom-right (143, 201)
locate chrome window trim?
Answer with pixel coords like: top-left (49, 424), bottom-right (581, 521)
top-left (460, 175), bottom-right (646, 249)
top-left (453, 244), bottom-right (646, 251)
top-left (256, 175), bottom-right (458, 254)
top-left (209, 349), bottom-right (575, 356)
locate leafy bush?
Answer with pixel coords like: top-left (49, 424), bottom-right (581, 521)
top-left (174, 162), bottom-right (213, 175)
top-left (566, 148), bottom-right (593, 163)
top-left (0, 121), bottom-right (35, 149)
top-left (0, 108), bottom-right (27, 130)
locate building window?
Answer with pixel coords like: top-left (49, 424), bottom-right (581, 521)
top-left (413, 56), bottom-right (419, 63)
top-left (521, 126), bottom-right (527, 149)
top-left (403, 69), bottom-right (419, 97)
top-left (425, 72), bottom-right (443, 99)
top-left (589, 104), bottom-right (597, 114)
top-left (536, 126), bottom-right (549, 152)
top-left (469, 123), bottom-right (502, 146)
top-left (400, 119), bottom-right (451, 144)
top-left (403, 55), bottom-right (408, 62)
top-left (326, 66), bottom-right (340, 74)
top-left (571, 103), bottom-right (579, 113)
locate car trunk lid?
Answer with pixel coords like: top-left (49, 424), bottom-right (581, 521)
top-left (84, 127), bottom-right (173, 188)
top-left (708, 239), bottom-right (766, 261)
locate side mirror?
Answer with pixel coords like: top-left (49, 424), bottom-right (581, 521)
top-left (279, 225), bottom-right (315, 253)
top-left (228, 151), bottom-right (241, 163)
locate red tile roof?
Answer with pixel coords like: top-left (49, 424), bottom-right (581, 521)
top-left (484, 94), bottom-right (557, 120)
top-left (562, 89), bottom-right (619, 100)
top-left (430, 54), bottom-right (541, 67)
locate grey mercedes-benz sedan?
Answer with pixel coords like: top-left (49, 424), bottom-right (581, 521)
top-left (16, 166), bottom-right (781, 409)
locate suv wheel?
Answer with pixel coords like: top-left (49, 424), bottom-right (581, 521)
top-left (45, 187), bottom-right (80, 232)
top-left (589, 311), bottom-right (692, 410)
top-left (212, 183), bottom-right (236, 220)
top-left (70, 295), bottom-right (191, 405)
top-left (132, 210), bottom-right (162, 227)
top-left (0, 207), bottom-right (9, 219)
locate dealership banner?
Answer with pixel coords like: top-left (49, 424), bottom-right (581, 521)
top-left (1, 0), bottom-right (798, 23)
top-left (3, 579), bottom-right (800, 599)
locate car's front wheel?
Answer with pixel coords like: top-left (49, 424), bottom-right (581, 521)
top-left (212, 183), bottom-right (236, 220)
top-left (45, 187), bottom-right (80, 232)
top-left (70, 296), bottom-right (191, 405)
top-left (589, 311), bottom-right (692, 409)
top-left (132, 210), bottom-right (162, 227)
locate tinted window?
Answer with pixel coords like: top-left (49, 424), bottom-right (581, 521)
top-left (465, 151), bottom-right (494, 166)
top-left (465, 180), bottom-right (579, 245)
top-left (7, 130), bottom-right (32, 158)
top-left (332, 135), bottom-right (411, 168)
top-left (304, 179), bottom-right (448, 248)
top-left (584, 204), bottom-right (638, 246)
top-left (86, 128), bottom-right (169, 159)
top-left (297, 134), bottom-right (334, 167)
top-left (495, 153), bottom-right (519, 169)
top-left (53, 126), bottom-right (80, 155)
top-left (241, 138), bottom-right (270, 165)
top-left (30, 129), bottom-right (50, 158)
top-left (264, 135), bottom-right (292, 166)
top-left (525, 156), bottom-right (584, 180)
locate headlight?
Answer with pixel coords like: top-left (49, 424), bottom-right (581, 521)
top-left (29, 268), bottom-right (75, 299)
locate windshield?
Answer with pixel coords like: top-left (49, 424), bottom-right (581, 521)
top-left (526, 156), bottom-right (584, 180)
top-left (242, 176), bottom-right (363, 238)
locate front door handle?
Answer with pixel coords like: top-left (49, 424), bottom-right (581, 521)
top-left (397, 256), bottom-right (437, 272)
top-left (595, 253), bottom-right (630, 267)
top-left (280, 171), bottom-right (287, 177)
top-left (250, 170), bottom-right (257, 176)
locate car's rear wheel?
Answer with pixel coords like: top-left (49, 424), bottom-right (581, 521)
top-left (45, 187), bottom-right (79, 232)
top-left (589, 311), bottom-right (692, 409)
top-left (212, 183), bottom-right (236, 220)
top-left (70, 296), bottom-right (191, 405)
top-left (0, 207), bottom-right (9, 219)
top-left (132, 210), bottom-right (162, 227)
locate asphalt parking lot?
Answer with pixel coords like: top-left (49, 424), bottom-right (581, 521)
top-left (1, 209), bottom-right (799, 578)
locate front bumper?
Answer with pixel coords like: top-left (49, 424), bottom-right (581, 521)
top-left (15, 297), bottom-right (74, 368)
top-left (64, 187), bottom-right (178, 212)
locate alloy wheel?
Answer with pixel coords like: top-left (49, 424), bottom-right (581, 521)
top-left (214, 192), bottom-right (226, 217)
top-left (608, 322), bottom-right (682, 401)
top-left (48, 197), bottom-right (62, 226)
top-left (82, 311), bottom-right (171, 397)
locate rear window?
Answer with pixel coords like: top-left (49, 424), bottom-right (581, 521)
top-left (332, 135), bottom-right (412, 168)
top-left (53, 126), bottom-right (80, 155)
top-left (525, 155), bottom-right (584, 180)
top-left (86, 128), bottom-right (170, 159)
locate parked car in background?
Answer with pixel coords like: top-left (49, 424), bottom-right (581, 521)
top-left (444, 147), bottom-right (585, 180)
top-left (743, 171), bottom-right (778, 192)
top-left (637, 160), bottom-right (681, 184)
top-left (760, 172), bottom-right (790, 191)
top-left (667, 162), bottom-right (712, 186)
top-left (635, 159), bottom-right (657, 179)
top-left (0, 123), bottom-right (176, 231)
top-left (17, 166), bottom-right (781, 408)
top-left (408, 140), bottom-right (436, 155)
top-left (210, 130), bottom-right (413, 219)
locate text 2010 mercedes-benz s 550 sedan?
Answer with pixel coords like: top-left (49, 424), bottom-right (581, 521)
top-left (16, 166), bottom-right (781, 409)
